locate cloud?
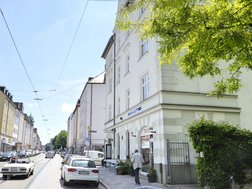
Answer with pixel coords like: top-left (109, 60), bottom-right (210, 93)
top-left (61, 103), bottom-right (74, 113)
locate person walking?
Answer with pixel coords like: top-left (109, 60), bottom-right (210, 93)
top-left (131, 149), bottom-right (144, 186)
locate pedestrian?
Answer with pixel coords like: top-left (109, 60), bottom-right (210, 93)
top-left (131, 149), bottom-right (144, 186)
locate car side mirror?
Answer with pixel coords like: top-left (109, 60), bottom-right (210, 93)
top-left (61, 161), bottom-right (65, 165)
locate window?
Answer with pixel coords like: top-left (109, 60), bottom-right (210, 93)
top-left (125, 54), bottom-right (130, 74)
top-left (107, 54), bottom-right (113, 68)
top-left (140, 38), bottom-right (148, 58)
top-left (141, 73), bottom-right (149, 100)
top-left (116, 65), bottom-right (121, 84)
top-left (108, 104), bottom-right (112, 120)
top-left (117, 97), bottom-right (120, 115)
top-left (139, 6), bottom-right (146, 17)
top-left (126, 30), bottom-right (130, 38)
top-left (117, 33), bottom-right (121, 49)
top-left (125, 0), bottom-right (135, 7)
top-left (126, 89), bottom-right (130, 110)
top-left (108, 78), bottom-right (112, 94)
top-left (71, 160), bottom-right (96, 168)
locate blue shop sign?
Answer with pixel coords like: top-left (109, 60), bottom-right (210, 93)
top-left (128, 107), bottom-right (142, 117)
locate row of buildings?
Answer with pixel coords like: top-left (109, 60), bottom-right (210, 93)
top-left (0, 86), bottom-right (42, 152)
top-left (67, 0), bottom-right (251, 184)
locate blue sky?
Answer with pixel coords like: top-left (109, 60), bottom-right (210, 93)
top-left (0, 0), bottom-right (117, 145)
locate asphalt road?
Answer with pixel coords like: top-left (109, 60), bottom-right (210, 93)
top-left (0, 153), bottom-right (105, 189)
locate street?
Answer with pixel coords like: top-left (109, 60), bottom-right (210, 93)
top-left (0, 154), bottom-right (105, 189)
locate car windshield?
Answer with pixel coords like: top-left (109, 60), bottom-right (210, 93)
top-left (71, 160), bottom-right (96, 168)
top-left (11, 157), bottom-right (32, 164)
top-left (2, 151), bottom-right (14, 156)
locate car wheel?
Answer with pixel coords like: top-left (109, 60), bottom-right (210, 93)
top-left (63, 174), bottom-right (69, 186)
top-left (94, 181), bottom-right (99, 187)
top-left (25, 170), bottom-right (30, 179)
top-left (2, 175), bottom-right (7, 180)
top-left (31, 170), bottom-right (34, 175)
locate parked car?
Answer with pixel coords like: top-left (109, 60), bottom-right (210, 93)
top-left (17, 150), bottom-right (27, 157)
top-left (26, 150), bottom-right (32, 157)
top-left (83, 150), bottom-right (104, 166)
top-left (61, 155), bottom-right (99, 186)
top-left (0, 151), bottom-right (17, 161)
top-left (61, 153), bottom-right (74, 169)
top-left (0, 156), bottom-right (35, 179)
top-left (45, 151), bottom-right (55, 158)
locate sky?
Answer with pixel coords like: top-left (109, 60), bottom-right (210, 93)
top-left (0, 0), bottom-right (118, 145)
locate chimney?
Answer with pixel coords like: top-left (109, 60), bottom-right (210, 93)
top-left (15, 102), bottom-right (24, 111)
top-left (88, 77), bottom-right (94, 81)
top-left (0, 86), bottom-right (6, 93)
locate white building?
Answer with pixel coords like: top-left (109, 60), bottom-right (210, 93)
top-left (67, 102), bottom-right (79, 154)
top-left (101, 0), bottom-right (240, 184)
top-left (67, 72), bottom-right (106, 154)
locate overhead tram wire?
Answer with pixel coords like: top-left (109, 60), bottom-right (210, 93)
top-left (0, 8), bottom-right (45, 118)
top-left (53, 0), bottom-right (90, 91)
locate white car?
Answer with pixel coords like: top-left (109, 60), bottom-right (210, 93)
top-left (0, 157), bottom-right (35, 179)
top-left (45, 151), bottom-right (55, 158)
top-left (61, 156), bottom-right (99, 187)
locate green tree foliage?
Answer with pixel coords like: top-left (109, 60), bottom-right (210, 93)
top-left (45, 143), bottom-right (51, 151)
top-left (117, 0), bottom-right (252, 96)
top-left (52, 130), bottom-right (67, 150)
top-left (188, 118), bottom-right (252, 188)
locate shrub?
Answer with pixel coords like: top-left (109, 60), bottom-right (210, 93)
top-left (188, 118), bottom-right (252, 188)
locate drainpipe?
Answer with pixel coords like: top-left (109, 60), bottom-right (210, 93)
top-left (113, 33), bottom-right (116, 159)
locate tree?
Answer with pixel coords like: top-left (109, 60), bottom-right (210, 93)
top-left (52, 130), bottom-right (67, 150)
top-left (117, 0), bottom-right (252, 97)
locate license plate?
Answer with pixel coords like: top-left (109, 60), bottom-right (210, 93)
top-left (79, 171), bottom-right (89, 175)
top-left (11, 167), bottom-right (18, 172)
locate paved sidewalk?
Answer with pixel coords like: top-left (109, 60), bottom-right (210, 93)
top-left (99, 167), bottom-right (199, 189)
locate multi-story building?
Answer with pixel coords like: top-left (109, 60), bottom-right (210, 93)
top-left (22, 114), bottom-right (34, 150)
top-left (67, 72), bottom-right (106, 154)
top-left (101, 0), bottom-right (240, 184)
top-left (32, 128), bottom-right (42, 151)
top-left (14, 102), bottom-right (24, 151)
top-left (0, 87), bottom-right (16, 151)
top-left (67, 100), bottom-right (80, 154)
top-left (0, 86), bottom-right (41, 152)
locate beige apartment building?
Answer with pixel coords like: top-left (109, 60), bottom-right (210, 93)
top-left (0, 86), bottom-right (38, 152)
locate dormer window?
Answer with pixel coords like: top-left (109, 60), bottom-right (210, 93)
top-left (125, 0), bottom-right (134, 7)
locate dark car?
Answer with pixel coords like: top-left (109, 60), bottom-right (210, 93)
top-left (0, 151), bottom-right (17, 161)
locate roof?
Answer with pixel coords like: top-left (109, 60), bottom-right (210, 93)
top-left (101, 34), bottom-right (115, 58)
top-left (88, 72), bottom-right (105, 84)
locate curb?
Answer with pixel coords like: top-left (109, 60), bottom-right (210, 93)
top-left (100, 179), bottom-right (112, 189)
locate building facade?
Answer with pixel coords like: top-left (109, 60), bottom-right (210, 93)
top-left (67, 72), bottom-right (106, 154)
top-left (101, 0), bottom-right (240, 184)
top-left (0, 86), bottom-right (40, 152)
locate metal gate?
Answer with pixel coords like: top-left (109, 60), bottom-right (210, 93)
top-left (167, 141), bottom-right (193, 184)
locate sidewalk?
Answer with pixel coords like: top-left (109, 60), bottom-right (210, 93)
top-left (99, 167), bottom-right (199, 189)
